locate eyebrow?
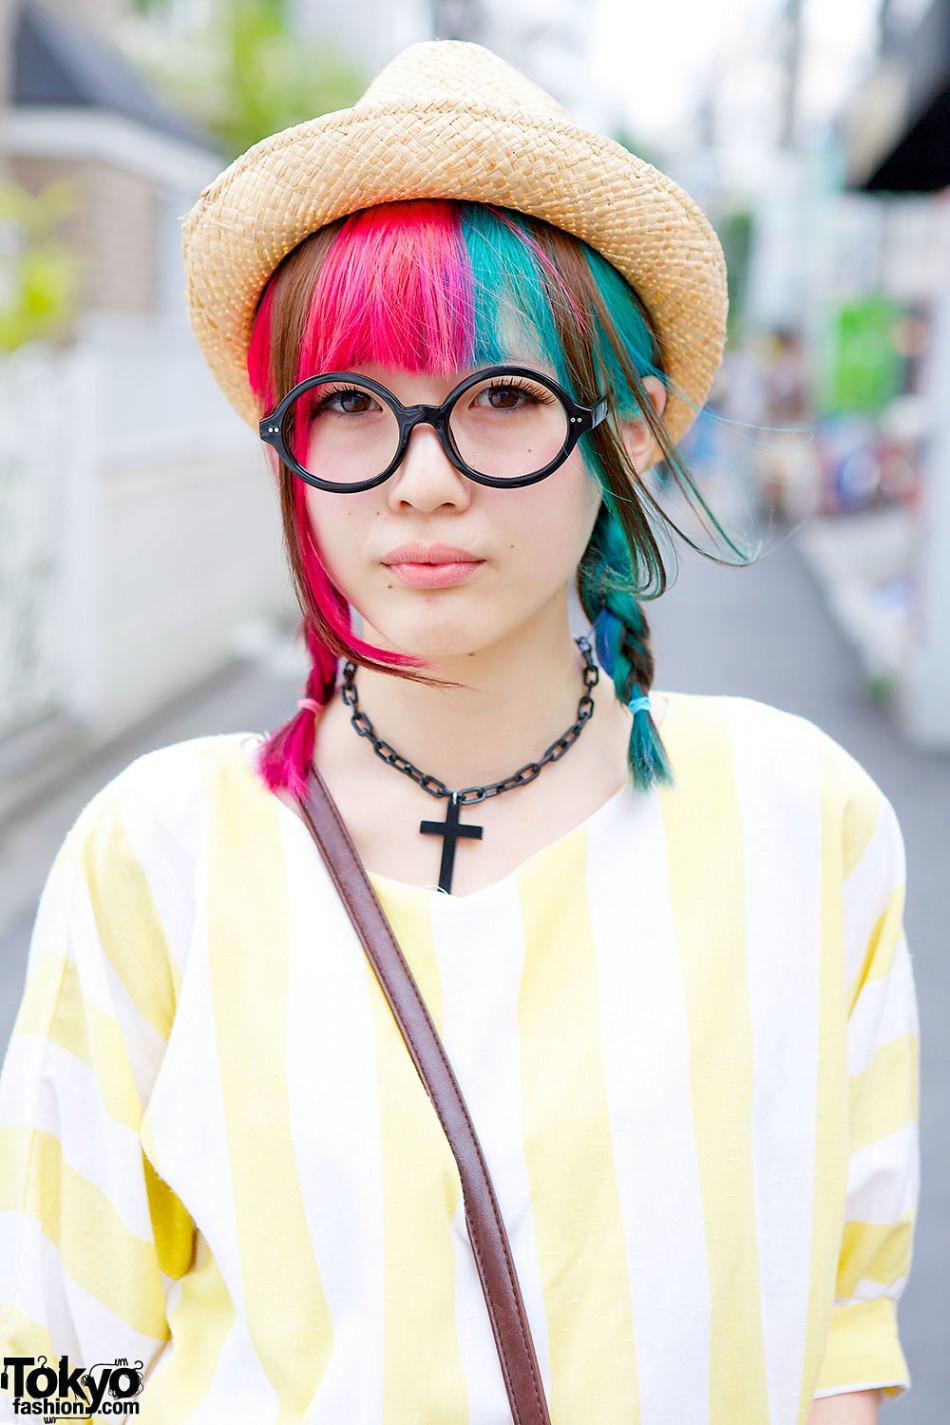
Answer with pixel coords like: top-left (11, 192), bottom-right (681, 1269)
top-left (344, 360), bottom-right (557, 383)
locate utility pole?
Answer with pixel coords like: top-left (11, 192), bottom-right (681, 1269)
top-left (877, 0), bottom-right (894, 51)
top-left (779, 0), bottom-right (804, 149)
top-left (0, 0), bottom-right (15, 176)
top-left (431, 0), bottom-right (484, 43)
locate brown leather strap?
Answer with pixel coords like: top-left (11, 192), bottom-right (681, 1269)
top-left (298, 768), bottom-right (551, 1425)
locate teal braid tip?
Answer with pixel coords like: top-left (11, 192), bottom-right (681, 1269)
top-left (626, 685), bottom-right (676, 792)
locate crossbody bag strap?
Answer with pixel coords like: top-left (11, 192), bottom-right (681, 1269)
top-left (297, 768), bottom-right (551, 1425)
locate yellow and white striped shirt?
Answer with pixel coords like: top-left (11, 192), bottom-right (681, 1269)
top-left (0, 691), bottom-right (919, 1424)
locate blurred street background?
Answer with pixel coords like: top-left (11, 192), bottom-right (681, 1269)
top-left (0, 0), bottom-right (947, 1415)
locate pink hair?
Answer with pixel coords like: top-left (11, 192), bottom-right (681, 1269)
top-left (299, 202), bottom-right (475, 378)
top-left (247, 202), bottom-right (478, 800)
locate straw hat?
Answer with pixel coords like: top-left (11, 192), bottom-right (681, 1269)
top-left (182, 39), bottom-right (727, 445)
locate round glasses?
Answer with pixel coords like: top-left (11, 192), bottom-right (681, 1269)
top-left (259, 365), bottom-right (609, 492)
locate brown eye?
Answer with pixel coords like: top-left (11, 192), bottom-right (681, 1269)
top-left (473, 382), bottom-right (546, 411)
top-left (321, 388), bottom-right (376, 415)
top-left (486, 386), bottom-right (521, 409)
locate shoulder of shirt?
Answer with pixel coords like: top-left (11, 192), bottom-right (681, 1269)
top-left (55, 731), bottom-right (267, 865)
top-left (661, 688), bottom-right (895, 823)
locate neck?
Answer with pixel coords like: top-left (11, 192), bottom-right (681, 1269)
top-left (344, 617), bottom-right (594, 793)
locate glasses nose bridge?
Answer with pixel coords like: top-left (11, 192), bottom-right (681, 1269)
top-left (398, 400), bottom-right (454, 464)
top-left (403, 400), bottom-right (449, 433)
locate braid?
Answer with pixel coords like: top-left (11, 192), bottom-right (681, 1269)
top-left (578, 498), bottom-right (675, 792)
top-left (255, 619), bottom-right (339, 802)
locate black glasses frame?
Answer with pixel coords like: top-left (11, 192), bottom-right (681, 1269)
top-left (259, 364), bottom-right (609, 493)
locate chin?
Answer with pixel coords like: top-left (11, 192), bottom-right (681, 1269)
top-left (360, 610), bottom-right (503, 663)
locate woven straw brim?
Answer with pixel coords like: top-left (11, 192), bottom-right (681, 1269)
top-left (183, 68), bottom-right (727, 446)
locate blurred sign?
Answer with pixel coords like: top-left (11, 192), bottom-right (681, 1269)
top-left (826, 296), bottom-right (903, 414)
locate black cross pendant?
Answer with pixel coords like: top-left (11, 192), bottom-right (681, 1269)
top-left (420, 794), bottom-right (484, 894)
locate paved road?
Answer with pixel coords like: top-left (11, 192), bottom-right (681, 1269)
top-left (0, 519), bottom-right (946, 1418)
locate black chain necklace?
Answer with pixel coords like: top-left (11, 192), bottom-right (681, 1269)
top-left (340, 635), bottom-right (599, 894)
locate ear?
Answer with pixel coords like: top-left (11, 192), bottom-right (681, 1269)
top-left (619, 376), bottom-right (667, 474)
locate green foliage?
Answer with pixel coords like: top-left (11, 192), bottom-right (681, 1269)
top-left (867, 672), bottom-right (897, 705)
top-left (718, 207), bottom-right (753, 341)
top-left (0, 180), bottom-right (80, 354)
top-left (133, 0), bottom-right (367, 157)
top-left (611, 127), bottom-right (665, 175)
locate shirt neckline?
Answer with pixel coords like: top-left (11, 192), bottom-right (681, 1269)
top-left (366, 772), bottom-right (636, 905)
top-left (241, 689), bottom-right (681, 907)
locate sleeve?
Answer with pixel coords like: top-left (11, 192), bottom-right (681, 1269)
top-left (0, 785), bottom-right (195, 1402)
top-left (814, 784), bottom-right (920, 1402)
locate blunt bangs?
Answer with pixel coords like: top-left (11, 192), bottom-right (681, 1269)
top-left (291, 200), bottom-right (599, 391)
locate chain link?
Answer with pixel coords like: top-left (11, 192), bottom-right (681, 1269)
top-left (340, 636), bottom-right (599, 805)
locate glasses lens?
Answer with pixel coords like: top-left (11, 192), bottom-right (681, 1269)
top-left (448, 373), bottom-right (569, 480)
top-left (287, 378), bottom-right (400, 487)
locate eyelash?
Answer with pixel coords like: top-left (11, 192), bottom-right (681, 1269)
top-left (325, 383), bottom-right (366, 394)
top-left (479, 379), bottom-right (556, 406)
top-left (313, 378), bottom-right (558, 411)
top-left (317, 384), bottom-right (375, 409)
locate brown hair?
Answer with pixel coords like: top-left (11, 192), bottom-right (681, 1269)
top-left (248, 201), bottom-right (751, 796)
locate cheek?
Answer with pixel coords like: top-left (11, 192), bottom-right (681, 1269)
top-left (577, 460), bottom-right (604, 535)
top-left (505, 462), bottom-right (600, 566)
top-left (302, 488), bottom-right (371, 583)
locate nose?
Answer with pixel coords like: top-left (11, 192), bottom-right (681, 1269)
top-left (386, 419), bottom-right (472, 513)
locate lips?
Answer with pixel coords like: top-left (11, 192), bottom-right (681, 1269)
top-left (382, 542), bottom-right (481, 566)
top-left (382, 543), bottom-right (484, 590)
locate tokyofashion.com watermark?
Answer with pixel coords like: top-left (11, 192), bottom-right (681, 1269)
top-left (2, 1355), bottom-right (143, 1417)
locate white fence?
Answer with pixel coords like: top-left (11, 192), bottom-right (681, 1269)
top-left (0, 344), bottom-right (93, 739)
top-left (0, 334), bottom-right (290, 751)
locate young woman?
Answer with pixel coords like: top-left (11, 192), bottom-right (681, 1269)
top-left (0, 41), bottom-right (918, 1425)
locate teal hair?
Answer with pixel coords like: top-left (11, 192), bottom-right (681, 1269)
top-left (460, 204), bottom-right (660, 401)
top-left (579, 495), bottom-right (674, 791)
top-left (459, 204), bottom-right (676, 792)
top-left (461, 205), bottom-right (576, 383)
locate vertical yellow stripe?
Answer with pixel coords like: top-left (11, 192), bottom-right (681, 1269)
top-left (14, 952), bottom-right (141, 1131)
top-left (143, 1156), bottom-right (194, 1282)
top-left (142, 1236), bottom-right (237, 1419)
top-left (82, 798), bottom-right (182, 1036)
top-left (369, 880), bottom-right (467, 1425)
top-left (658, 706), bottom-right (769, 1425)
top-left (841, 773), bottom-right (884, 878)
top-left (204, 752), bottom-right (332, 1423)
top-left (798, 740), bottom-right (854, 1423)
top-left (517, 831), bottom-right (639, 1423)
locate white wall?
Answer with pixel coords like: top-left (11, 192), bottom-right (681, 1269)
top-left (87, 443), bottom-right (291, 740)
top-left (79, 324), bottom-right (294, 740)
top-left (0, 336), bottom-right (293, 751)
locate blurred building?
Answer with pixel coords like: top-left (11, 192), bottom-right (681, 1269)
top-left (683, 0), bottom-right (950, 750)
top-left (824, 0), bottom-right (950, 748)
top-left (474, 0), bottom-right (606, 131)
top-left (291, 0), bottom-right (430, 78)
top-left (292, 0), bottom-right (606, 129)
top-left (7, 0), bottom-right (212, 322)
top-left (846, 0), bottom-right (950, 192)
top-left (0, 0), bottom-right (289, 821)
